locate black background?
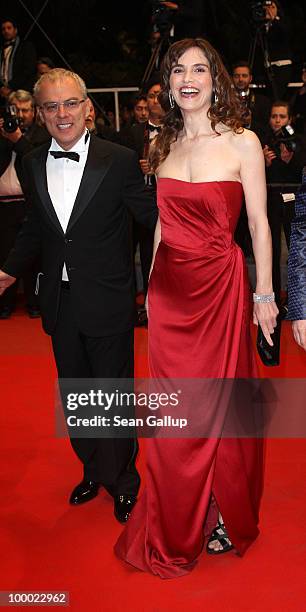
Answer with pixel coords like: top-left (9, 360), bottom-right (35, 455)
top-left (3, 0), bottom-right (306, 87)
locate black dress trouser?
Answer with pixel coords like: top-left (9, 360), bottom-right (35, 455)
top-left (51, 285), bottom-right (140, 497)
top-left (267, 187), bottom-right (296, 304)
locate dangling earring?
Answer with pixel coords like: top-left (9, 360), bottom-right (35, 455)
top-left (169, 91), bottom-right (175, 109)
top-left (212, 90), bottom-right (219, 105)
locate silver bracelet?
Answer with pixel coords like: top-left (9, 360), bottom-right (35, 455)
top-left (253, 292), bottom-right (275, 303)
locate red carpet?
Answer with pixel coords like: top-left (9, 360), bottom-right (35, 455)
top-left (1, 302), bottom-right (306, 611)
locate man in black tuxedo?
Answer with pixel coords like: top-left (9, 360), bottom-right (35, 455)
top-left (231, 61), bottom-right (271, 138)
top-left (0, 18), bottom-right (37, 99)
top-left (0, 68), bottom-right (157, 522)
top-left (120, 75), bottom-right (164, 324)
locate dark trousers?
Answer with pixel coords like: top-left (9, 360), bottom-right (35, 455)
top-left (51, 286), bottom-right (140, 497)
top-left (267, 187), bottom-right (296, 304)
top-left (133, 220), bottom-right (154, 297)
top-left (0, 201), bottom-right (39, 310)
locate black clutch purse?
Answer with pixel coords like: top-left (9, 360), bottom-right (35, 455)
top-left (256, 315), bottom-right (281, 366)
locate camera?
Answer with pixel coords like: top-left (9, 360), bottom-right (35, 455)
top-left (271, 124), bottom-right (297, 157)
top-left (1, 105), bottom-right (19, 133)
top-left (251, 1), bottom-right (272, 23)
top-left (151, 0), bottom-right (173, 34)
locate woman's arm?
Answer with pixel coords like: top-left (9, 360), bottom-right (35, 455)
top-left (238, 130), bottom-right (279, 345)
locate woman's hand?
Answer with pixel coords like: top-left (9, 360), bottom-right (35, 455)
top-left (253, 301), bottom-right (279, 346)
top-left (292, 320), bottom-right (306, 350)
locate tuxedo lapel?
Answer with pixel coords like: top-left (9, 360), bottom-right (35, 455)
top-left (66, 137), bottom-right (112, 232)
top-left (31, 146), bottom-right (64, 236)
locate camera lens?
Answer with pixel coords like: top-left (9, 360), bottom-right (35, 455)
top-left (1, 105), bottom-right (19, 133)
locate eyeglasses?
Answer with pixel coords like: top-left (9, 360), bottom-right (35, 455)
top-left (40, 99), bottom-right (85, 115)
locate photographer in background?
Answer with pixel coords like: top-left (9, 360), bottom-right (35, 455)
top-left (36, 56), bottom-right (55, 79)
top-left (0, 89), bottom-right (49, 319)
top-left (0, 18), bottom-right (37, 101)
top-left (262, 100), bottom-right (306, 311)
top-left (132, 94), bottom-right (149, 125)
top-left (145, 0), bottom-right (179, 71)
top-left (263, 0), bottom-right (292, 99)
top-left (232, 60), bottom-right (271, 136)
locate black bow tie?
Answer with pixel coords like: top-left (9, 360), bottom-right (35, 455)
top-left (148, 124), bottom-right (162, 133)
top-left (49, 151), bottom-right (80, 162)
top-left (3, 40), bottom-right (14, 48)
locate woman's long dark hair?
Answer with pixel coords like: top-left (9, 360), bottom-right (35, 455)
top-left (150, 38), bottom-right (245, 172)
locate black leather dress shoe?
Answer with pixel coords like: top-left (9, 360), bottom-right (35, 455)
top-left (114, 495), bottom-right (137, 523)
top-left (69, 480), bottom-right (100, 505)
top-left (0, 306), bottom-right (13, 320)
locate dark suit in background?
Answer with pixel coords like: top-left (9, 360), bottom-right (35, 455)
top-left (0, 36), bottom-right (37, 94)
top-left (120, 121), bottom-right (156, 298)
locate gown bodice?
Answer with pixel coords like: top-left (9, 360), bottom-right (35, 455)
top-left (157, 178), bottom-right (243, 254)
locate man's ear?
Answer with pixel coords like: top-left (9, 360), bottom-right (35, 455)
top-left (84, 98), bottom-right (91, 118)
top-left (37, 108), bottom-right (45, 124)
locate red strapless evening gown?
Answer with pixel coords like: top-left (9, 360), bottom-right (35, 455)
top-left (115, 179), bottom-right (264, 579)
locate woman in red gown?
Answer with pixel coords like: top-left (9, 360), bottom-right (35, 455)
top-left (115, 38), bottom-right (278, 578)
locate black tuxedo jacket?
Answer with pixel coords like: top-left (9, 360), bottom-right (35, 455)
top-left (3, 135), bottom-right (157, 336)
top-left (0, 37), bottom-right (37, 92)
top-left (119, 122), bottom-right (147, 158)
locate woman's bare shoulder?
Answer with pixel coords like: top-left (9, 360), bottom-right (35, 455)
top-left (231, 128), bottom-right (262, 153)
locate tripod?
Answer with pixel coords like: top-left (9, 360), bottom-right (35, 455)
top-left (248, 22), bottom-right (278, 99)
top-left (141, 26), bottom-right (172, 87)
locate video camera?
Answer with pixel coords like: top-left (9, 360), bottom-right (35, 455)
top-left (251, 0), bottom-right (273, 23)
top-left (151, 0), bottom-right (174, 34)
top-left (0, 105), bottom-right (19, 133)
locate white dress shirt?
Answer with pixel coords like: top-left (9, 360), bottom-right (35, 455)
top-left (46, 130), bottom-right (90, 280)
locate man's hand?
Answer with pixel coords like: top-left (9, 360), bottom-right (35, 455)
top-left (279, 142), bottom-right (294, 164)
top-left (139, 159), bottom-right (152, 175)
top-left (292, 320), bottom-right (306, 351)
top-left (265, 5), bottom-right (276, 20)
top-left (0, 270), bottom-right (16, 294)
top-left (263, 145), bottom-right (276, 167)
